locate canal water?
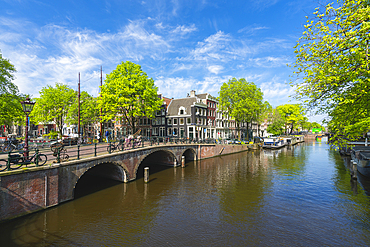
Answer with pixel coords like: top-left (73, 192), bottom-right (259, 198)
top-left (1, 140), bottom-right (370, 246)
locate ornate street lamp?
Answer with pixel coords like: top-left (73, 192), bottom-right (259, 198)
top-left (21, 97), bottom-right (35, 157)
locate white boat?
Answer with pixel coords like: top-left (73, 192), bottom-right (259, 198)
top-left (262, 137), bottom-right (286, 149)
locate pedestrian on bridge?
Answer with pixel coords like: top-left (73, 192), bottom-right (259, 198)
top-left (105, 130), bottom-right (110, 143)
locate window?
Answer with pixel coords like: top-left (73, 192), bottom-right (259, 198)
top-left (168, 127), bottom-right (172, 136)
top-left (153, 127), bottom-right (158, 135)
top-left (180, 109), bottom-right (184, 114)
top-left (173, 118), bottom-right (178, 125)
top-left (168, 118), bottom-right (172, 125)
top-left (162, 117), bottom-right (165, 125)
top-left (161, 109), bottom-right (165, 116)
top-left (152, 119), bottom-right (156, 126)
top-left (159, 127), bottom-right (165, 136)
top-left (180, 127), bottom-right (185, 138)
top-left (180, 118), bottom-right (184, 125)
top-left (187, 118), bottom-right (191, 124)
top-left (144, 118), bottom-right (147, 125)
top-left (173, 128), bottom-right (178, 136)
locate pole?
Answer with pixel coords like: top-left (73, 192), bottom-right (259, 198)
top-left (24, 114), bottom-right (29, 158)
top-left (78, 73), bottom-right (81, 139)
top-left (100, 66), bottom-right (103, 134)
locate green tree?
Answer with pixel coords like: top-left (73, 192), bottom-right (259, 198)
top-left (218, 78), bottom-right (264, 140)
top-left (0, 51), bottom-right (24, 135)
top-left (0, 51), bottom-right (18, 95)
top-left (276, 104), bottom-right (306, 135)
top-left (30, 83), bottom-right (76, 138)
top-left (291, 0), bottom-right (370, 145)
top-left (257, 101), bottom-right (272, 136)
top-left (266, 108), bottom-right (285, 136)
top-left (66, 91), bottom-right (99, 136)
top-left (99, 61), bottom-right (162, 133)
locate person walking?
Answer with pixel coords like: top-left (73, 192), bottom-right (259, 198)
top-left (105, 130), bottom-right (110, 143)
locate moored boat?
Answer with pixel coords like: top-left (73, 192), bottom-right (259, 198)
top-left (351, 146), bottom-right (370, 177)
top-left (262, 137), bottom-right (286, 149)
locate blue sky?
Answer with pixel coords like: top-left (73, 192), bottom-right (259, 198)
top-left (0, 0), bottom-right (327, 122)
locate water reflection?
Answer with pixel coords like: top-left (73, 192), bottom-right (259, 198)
top-left (1, 141), bottom-right (370, 246)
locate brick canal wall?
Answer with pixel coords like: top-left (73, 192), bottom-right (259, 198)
top-left (0, 144), bottom-right (250, 222)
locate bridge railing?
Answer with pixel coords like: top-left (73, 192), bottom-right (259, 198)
top-left (0, 137), bottom-right (234, 172)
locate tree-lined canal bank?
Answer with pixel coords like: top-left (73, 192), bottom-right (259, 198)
top-left (1, 140), bottom-right (370, 246)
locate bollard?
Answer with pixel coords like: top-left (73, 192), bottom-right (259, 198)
top-left (352, 162), bottom-right (358, 180)
top-left (144, 167), bottom-right (149, 183)
top-left (181, 156), bottom-right (185, 168)
top-left (94, 143), bottom-right (97, 156)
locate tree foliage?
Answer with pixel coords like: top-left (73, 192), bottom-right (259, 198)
top-left (99, 61), bottom-right (162, 133)
top-left (30, 83), bottom-right (76, 138)
top-left (291, 0), bottom-right (370, 145)
top-left (0, 51), bottom-right (24, 134)
top-left (0, 51), bottom-right (18, 95)
top-left (276, 104), bottom-right (306, 135)
top-left (218, 78), bottom-right (264, 139)
top-left (66, 91), bottom-right (99, 135)
top-left (266, 108), bottom-right (285, 136)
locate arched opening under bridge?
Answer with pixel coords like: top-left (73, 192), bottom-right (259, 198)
top-left (136, 150), bottom-right (176, 179)
top-left (74, 162), bottom-right (126, 199)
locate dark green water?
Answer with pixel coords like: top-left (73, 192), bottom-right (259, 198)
top-left (1, 140), bottom-right (370, 246)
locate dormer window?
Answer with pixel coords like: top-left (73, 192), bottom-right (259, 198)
top-left (178, 106), bottom-right (186, 115)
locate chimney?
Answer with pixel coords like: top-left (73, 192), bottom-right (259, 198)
top-left (190, 90), bottom-right (196, 97)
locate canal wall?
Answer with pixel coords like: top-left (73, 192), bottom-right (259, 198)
top-left (0, 144), bottom-right (250, 222)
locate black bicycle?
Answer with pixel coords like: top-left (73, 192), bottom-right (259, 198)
top-left (0, 151), bottom-right (47, 171)
top-left (107, 140), bottom-right (123, 152)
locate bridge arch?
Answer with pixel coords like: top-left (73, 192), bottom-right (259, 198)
top-left (134, 149), bottom-right (177, 179)
top-left (73, 161), bottom-right (127, 198)
top-left (182, 148), bottom-right (197, 163)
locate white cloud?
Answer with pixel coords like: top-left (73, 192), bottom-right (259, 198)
top-left (238, 24), bottom-right (269, 34)
top-left (249, 56), bottom-right (291, 68)
top-left (171, 24), bottom-right (197, 35)
top-left (260, 78), bottom-right (295, 107)
top-left (207, 65), bottom-right (223, 74)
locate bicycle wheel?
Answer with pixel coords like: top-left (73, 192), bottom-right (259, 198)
top-left (62, 153), bottom-right (69, 160)
top-left (0, 159), bottom-right (7, 172)
top-left (17, 143), bottom-right (25, 150)
top-left (37, 154), bottom-right (47, 166)
top-left (3, 145), bottom-right (12, 152)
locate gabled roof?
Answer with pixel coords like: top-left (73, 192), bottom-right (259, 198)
top-left (167, 97), bottom-right (206, 116)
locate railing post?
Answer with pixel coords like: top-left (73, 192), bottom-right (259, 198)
top-left (108, 141), bottom-right (111, 153)
top-left (7, 151), bottom-right (11, 171)
top-left (121, 139), bottom-right (125, 150)
top-left (57, 148), bottom-right (61, 163)
top-left (94, 142), bottom-right (97, 156)
top-left (35, 149), bottom-right (39, 167)
top-left (77, 145), bottom-right (80, 160)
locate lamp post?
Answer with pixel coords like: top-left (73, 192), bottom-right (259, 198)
top-left (21, 97), bottom-right (35, 157)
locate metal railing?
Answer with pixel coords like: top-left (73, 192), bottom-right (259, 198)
top-left (0, 137), bottom-right (239, 172)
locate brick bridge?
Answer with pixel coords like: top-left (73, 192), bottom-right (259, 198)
top-left (0, 143), bottom-right (249, 222)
